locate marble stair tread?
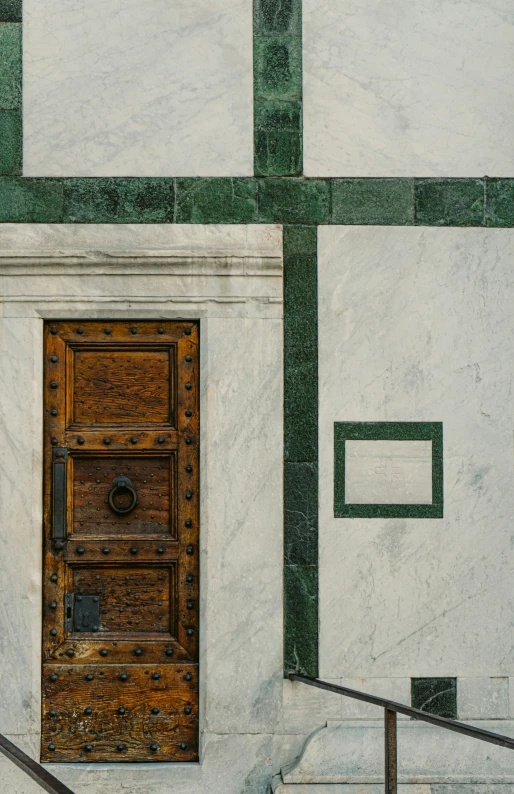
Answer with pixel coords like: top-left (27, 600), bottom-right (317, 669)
top-left (279, 721), bottom-right (514, 785)
top-left (273, 782), bottom-right (514, 794)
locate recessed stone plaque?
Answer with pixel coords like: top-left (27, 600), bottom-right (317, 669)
top-left (334, 422), bottom-right (443, 518)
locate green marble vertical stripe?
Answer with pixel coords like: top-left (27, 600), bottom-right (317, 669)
top-left (283, 225), bottom-right (318, 675)
top-left (253, 0), bottom-right (303, 176)
top-left (0, 20), bottom-right (22, 173)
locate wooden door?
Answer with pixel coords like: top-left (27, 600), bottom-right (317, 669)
top-left (41, 321), bottom-right (199, 762)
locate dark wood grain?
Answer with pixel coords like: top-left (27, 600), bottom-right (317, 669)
top-left (43, 320), bottom-right (199, 763)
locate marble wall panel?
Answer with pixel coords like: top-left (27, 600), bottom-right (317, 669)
top-left (303, 0), bottom-right (514, 177)
top-left (319, 227), bottom-right (514, 679)
top-left (23, 0), bottom-right (253, 176)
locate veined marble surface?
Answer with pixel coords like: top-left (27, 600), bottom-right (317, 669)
top-left (303, 0), bottom-right (514, 177)
top-left (23, 0), bottom-right (253, 176)
top-left (319, 227), bottom-right (514, 679)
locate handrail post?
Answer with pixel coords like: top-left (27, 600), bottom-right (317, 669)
top-left (384, 708), bottom-right (397, 794)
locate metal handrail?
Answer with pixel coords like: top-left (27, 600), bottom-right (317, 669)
top-left (0, 734), bottom-right (75, 794)
top-left (289, 673), bottom-right (514, 793)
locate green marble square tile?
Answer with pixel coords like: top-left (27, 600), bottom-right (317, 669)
top-left (284, 463), bottom-right (318, 566)
top-left (485, 179), bottom-right (514, 227)
top-left (254, 37), bottom-right (302, 102)
top-left (254, 101), bottom-right (302, 177)
top-left (283, 225), bottom-right (317, 256)
top-left (175, 178), bottom-right (258, 223)
top-left (0, 23), bottom-right (22, 109)
top-left (254, 0), bottom-right (302, 36)
top-left (415, 179), bottom-right (484, 226)
top-left (284, 254), bottom-right (317, 347)
top-left (0, 178), bottom-right (63, 222)
top-left (284, 344), bottom-right (318, 463)
top-left (411, 678), bottom-right (457, 719)
top-left (259, 178), bottom-right (330, 225)
top-left (63, 178), bottom-right (175, 223)
top-left (0, 0), bottom-right (22, 22)
top-left (332, 179), bottom-right (414, 225)
top-left (0, 109), bottom-right (21, 174)
top-left (284, 564), bottom-right (318, 676)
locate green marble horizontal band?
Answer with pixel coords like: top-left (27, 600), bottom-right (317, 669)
top-left (0, 177), bottom-right (513, 225)
top-left (0, 0), bottom-right (21, 22)
top-left (334, 422), bottom-right (443, 519)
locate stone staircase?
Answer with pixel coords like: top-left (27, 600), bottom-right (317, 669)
top-left (272, 720), bottom-right (514, 793)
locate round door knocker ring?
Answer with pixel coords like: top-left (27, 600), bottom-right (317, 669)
top-left (108, 475), bottom-right (138, 516)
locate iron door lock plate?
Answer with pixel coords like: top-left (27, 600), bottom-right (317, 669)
top-left (65, 594), bottom-right (100, 633)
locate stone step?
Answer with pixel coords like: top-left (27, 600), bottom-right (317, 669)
top-left (273, 782), bottom-right (514, 794)
top-left (275, 721), bottom-right (514, 788)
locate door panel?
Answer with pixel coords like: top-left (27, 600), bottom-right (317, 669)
top-left (41, 321), bottom-right (199, 763)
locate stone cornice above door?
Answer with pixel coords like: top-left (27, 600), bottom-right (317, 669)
top-left (0, 223), bottom-right (283, 319)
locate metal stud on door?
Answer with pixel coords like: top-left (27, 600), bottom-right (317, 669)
top-left (42, 321), bottom-right (199, 762)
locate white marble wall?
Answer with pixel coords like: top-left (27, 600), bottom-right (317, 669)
top-left (23, 0), bottom-right (253, 176)
top-left (0, 224), bottom-right (283, 793)
top-left (319, 227), bottom-right (514, 681)
top-left (303, 0), bottom-right (514, 177)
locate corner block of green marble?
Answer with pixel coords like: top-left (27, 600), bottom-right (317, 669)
top-left (332, 178), bottom-right (414, 225)
top-left (284, 254), bottom-right (318, 347)
top-left (284, 463), bottom-right (318, 566)
top-left (485, 179), bottom-right (514, 227)
top-left (0, 0), bottom-right (21, 22)
top-left (254, 37), bottom-right (302, 102)
top-left (0, 109), bottom-right (21, 174)
top-left (415, 179), bottom-right (484, 226)
top-left (175, 178), bottom-right (258, 224)
top-left (260, 179), bottom-right (330, 225)
top-left (284, 564), bottom-right (318, 676)
top-left (284, 344), bottom-right (318, 463)
top-left (0, 23), bottom-right (22, 109)
top-left (411, 678), bottom-right (457, 719)
top-left (254, 101), bottom-right (302, 177)
top-left (254, 0), bottom-right (302, 36)
top-left (283, 225), bottom-right (317, 256)
top-left (0, 178), bottom-right (64, 222)
top-left (63, 178), bottom-right (175, 223)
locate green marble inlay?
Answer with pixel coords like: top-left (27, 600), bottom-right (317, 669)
top-left (260, 179), bottom-right (330, 224)
top-left (283, 225), bottom-right (317, 256)
top-left (332, 179), bottom-right (414, 225)
top-left (0, 178), bottom-right (63, 222)
top-left (254, 0), bottom-right (302, 36)
top-left (0, 0), bottom-right (22, 22)
top-left (284, 254), bottom-right (317, 346)
top-left (0, 109), bottom-right (21, 174)
top-left (254, 37), bottom-right (302, 102)
top-left (63, 178), bottom-right (175, 223)
top-left (254, 101), bottom-right (302, 177)
top-left (485, 179), bottom-right (514, 228)
top-left (411, 678), bottom-right (457, 719)
top-left (334, 422), bottom-right (443, 519)
top-left (284, 341), bottom-right (318, 465)
top-left (0, 23), bottom-right (22, 109)
top-left (284, 462), bottom-right (318, 566)
top-left (415, 178), bottom-right (484, 227)
top-left (175, 178), bottom-right (257, 224)
top-left (284, 565), bottom-right (318, 675)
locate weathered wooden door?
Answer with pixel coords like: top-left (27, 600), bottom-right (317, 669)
top-left (41, 321), bottom-right (199, 762)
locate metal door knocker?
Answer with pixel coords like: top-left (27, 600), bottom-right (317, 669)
top-left (108, 474), bottom-right (138, 515)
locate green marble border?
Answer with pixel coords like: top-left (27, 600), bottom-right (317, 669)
top-left (283, 226), bottom-right (318, 675)
top-left (0, 177), bottom-right (513, 225)
top-left (2, 1), bottom-right (514, 684)
top-left (334, 422), bottom-right (443, 519)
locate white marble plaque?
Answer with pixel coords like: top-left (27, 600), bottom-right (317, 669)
top-left (23, 0), bottom-right (253, 176)
top-left (345, 440), bottom-right (432, 505)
